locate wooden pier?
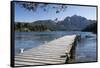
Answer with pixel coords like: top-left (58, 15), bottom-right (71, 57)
top-left (14, 35), bottom-right (78, 66)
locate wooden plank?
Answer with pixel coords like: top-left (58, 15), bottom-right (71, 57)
top-left (15, 61), bottom-right (46, 66)
top-left (15, 56), bottom-right (66, 62)
top-left (15, 58), bottom-right (65, 64)
top-left (15, 35), bottom-right (77, 66)
top-left (15, 55), bottom-right (66, 60)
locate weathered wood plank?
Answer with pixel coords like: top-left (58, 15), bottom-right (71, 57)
top-left (15, 58), bottom-right (65, 64)
top-left (15, 56), bottom-right (66, 62)
top-left (15, 55), bottom-right (66, 60)
top-left (15, 61), bottom-right (46, 66)
top-left (15, 35), bottom-right (77, 66)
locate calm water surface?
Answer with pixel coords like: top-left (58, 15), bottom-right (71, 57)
top-left (15, 31), bottom-right (97, 62)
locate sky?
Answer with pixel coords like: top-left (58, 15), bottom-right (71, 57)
top-left (15, 2), bottom-right (97, 22)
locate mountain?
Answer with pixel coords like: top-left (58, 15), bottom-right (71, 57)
top-left (15, 15), bottom-right (96, 32)
top-left (32, 20), bottom-right (58, 31)
top-left (57, 15), bottom-right (93, 31)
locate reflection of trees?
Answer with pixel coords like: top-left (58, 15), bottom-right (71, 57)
top-left (15, 2), bottom-right (67, 21)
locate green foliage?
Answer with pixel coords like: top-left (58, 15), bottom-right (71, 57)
top-left (15, 1), bottom-right (67, 13)
top-left (82, 21), bottom-right (97, 34)
top-left (15, 23), bottom-right (49, 32)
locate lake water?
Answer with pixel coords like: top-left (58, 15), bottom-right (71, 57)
top-left (15, 31), bottom-right (97, 62)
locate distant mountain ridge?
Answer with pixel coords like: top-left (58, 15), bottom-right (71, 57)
top-left (31, 15), bottom-right (96, 31)
top-left (15, 15), bottom-right (96, 31)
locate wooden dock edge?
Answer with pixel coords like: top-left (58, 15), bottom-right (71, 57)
top-left (65, 35), bottom-right (80, 63)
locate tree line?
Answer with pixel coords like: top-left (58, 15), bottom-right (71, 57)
top-left (82, 22), bottom-right (97, 34)
top-left (15, 23), bottom-right (49, 32)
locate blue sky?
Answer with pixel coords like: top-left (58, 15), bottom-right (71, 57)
top-left (15, 3), bottom-right (96, 22)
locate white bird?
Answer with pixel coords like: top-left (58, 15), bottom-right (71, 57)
top-left (20, 48), bottom-right (24, 54)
